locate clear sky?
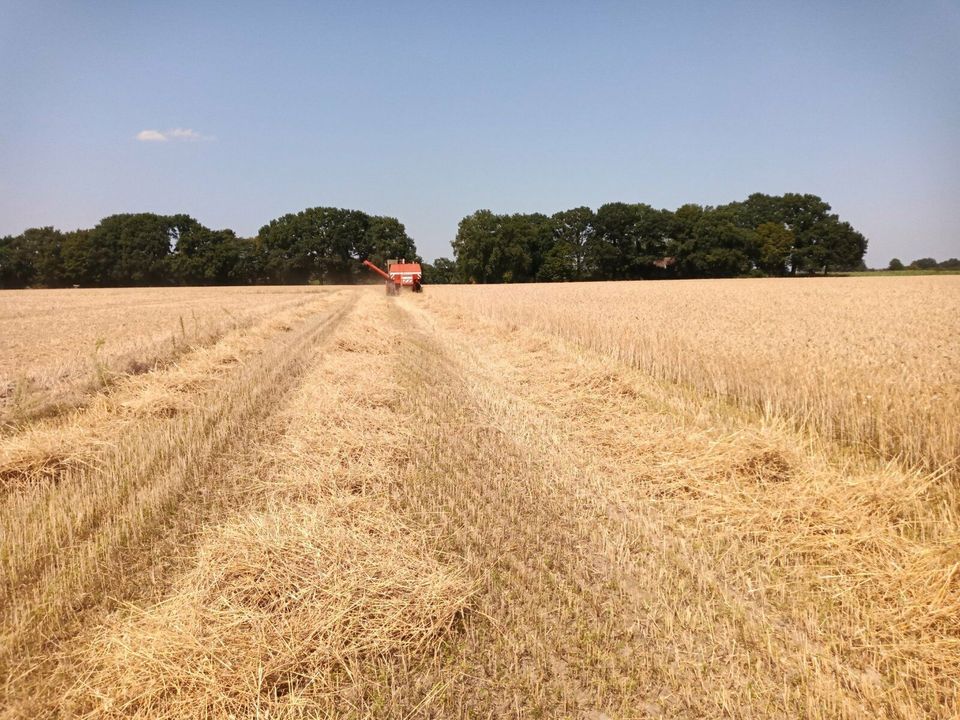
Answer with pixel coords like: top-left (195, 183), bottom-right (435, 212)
top-left (1, 1), bottom-right (958, 265)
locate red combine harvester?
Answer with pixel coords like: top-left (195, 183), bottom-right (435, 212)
top-left (362, 258), bottom-right (423, 295)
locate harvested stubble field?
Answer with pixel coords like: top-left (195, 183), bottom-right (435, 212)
top-left (0, 286), bottom-right (328, 425)
top-left (0, 277), bottom-right (958, 719)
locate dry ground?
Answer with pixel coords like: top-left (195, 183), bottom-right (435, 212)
top-left (0, 279), bottom-right (957, 718)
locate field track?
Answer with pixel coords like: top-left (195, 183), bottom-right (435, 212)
top-left (1, 283), bottom-right (958, 718)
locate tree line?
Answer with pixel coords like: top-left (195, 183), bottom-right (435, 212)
top-left (427, 193), bottom-right (868, 283)
top-left (2, 193), bottom-right (895, 288)
top-left (0, 207), bottom-right (418, 289)
top-left (886, 257), bottom-right (960, 271)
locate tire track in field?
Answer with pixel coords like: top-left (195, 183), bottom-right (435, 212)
top-left (1, 291), bottom-right (360, 703)
top-left (387, 296), bottom-right (885, 719)
top-left (3, 292), bottom-right (354, 589)
top-left (386, 298), bottom-right (669, 717)
top-left (408, 297), bottom-right (957, 719)
top-left (46, 292), bottom-right (472, 720)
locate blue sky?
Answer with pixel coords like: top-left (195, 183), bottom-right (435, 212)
top-left (1, 1), bottom-right (957, 265)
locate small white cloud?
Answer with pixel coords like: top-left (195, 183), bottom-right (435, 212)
top-left (167, 128), bottom-right (203, 141)
top-left (136, 129), bottom-right (168, 142)
top-left (136, 128), bottom-right (213, 142)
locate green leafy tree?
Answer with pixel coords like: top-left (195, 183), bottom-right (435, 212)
top-left (504, 213), bottom-right (554, 282)
top-left (754, 222), bottom-right (795, 275)
top-left (722, 193), bottom-right (867, 274)
top-left (485, 214), bottom-right (533, 283)
top-left (451, 210), bottom-right (497, 283)
top-left (229, 237), bottom-right (267, 283)
top-left (169, 226), bottom-right (262, 285)
top-left (550, 207), bottom-right (594, 279)
top-left (537, 241), bottom-right (578, 281)
top-left (776, 194), bottom-right (833, 273)
top-left (675, 209), bottom-right (755, 277)
top-left (592, 203), bottom-right (673, 279)
top-left (258, 207), bottom-right (374, 284)
top-left (425, 257), bottom-right (457, 284)
top-left (0, 234), bottom-right (33, 288)
top-left (452, 211), bottom-right (551, 283)
top-left (0, 227), bottom-right (69, 287)
top-left (888, 258), bottom-right (905, 271)
top-left (591, 202), bottom-right (636, 278)
top-left (359, 216), bottom-right (418, 269)
top-left (669, 203), bottom-right (703, 274)
top-left (60, 230), bottom-right (96, 286)
top-left (0, 236), bottom-right (11, 287)
top-left (725, 193), bottom-right (784, 229)
top-left (23, 227), bottom-right (66, 286)
top-left (79, 213), bottom-right (199, 285)
top-left (910, 257), bottom-right (939, 270)
top-left (793, 219), bottom-right (867, 274)
top-left (169, 225), bottom-right (226, 284)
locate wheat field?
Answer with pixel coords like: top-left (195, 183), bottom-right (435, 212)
top-left (1, 277), bottom-right (958, 718)
top-left (428, 277), bottom-right (960, 479)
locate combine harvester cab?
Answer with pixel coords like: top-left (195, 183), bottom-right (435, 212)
top-left (362, 258), bottom-right (423, 295)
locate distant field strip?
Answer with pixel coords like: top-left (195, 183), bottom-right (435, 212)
top-left (428, 277), bottom-right (960, 478)
top-left (0, 286), bottom-right (330, 425)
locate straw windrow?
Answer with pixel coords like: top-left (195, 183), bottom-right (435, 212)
top-left (65, 502), bottom-right (472, 718)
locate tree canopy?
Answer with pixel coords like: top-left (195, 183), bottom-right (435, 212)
top-left (451, 193), bottom-right (870, 282)
top-left (1, 207), bottom-right (417, 288)
top-left (1, 194), bottom-right (899, 288)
